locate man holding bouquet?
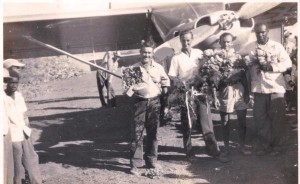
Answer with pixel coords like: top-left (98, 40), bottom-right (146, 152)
top-left (243, 24), bottom-right (292, 156)
top-left (212, 33), bottom-right (251, 156)
top-left (168, 30), bottom-right (229, 162)
top-left (126, 40), bottom-right (170, 176)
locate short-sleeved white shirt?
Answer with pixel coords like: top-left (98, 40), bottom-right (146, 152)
top-left (168, 49), bottom-right (203, 82)
top-left (5, 91), bottom-right (31, 142)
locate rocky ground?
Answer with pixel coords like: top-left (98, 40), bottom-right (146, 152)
top-left (18, 59), bottom-right (298, 184)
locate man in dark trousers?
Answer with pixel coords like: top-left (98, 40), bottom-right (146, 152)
top-left (244, 24), bottom-right (292, 156)
top-left (128, 40), bottom-right (170, 176)
top-left (168, 30), bottom-right (229, 162)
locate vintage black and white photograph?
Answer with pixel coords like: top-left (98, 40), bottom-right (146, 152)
top-left (2, 1), bottom-right (298, 184)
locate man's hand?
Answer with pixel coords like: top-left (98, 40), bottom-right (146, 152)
top-left (288, 80), bottom-right (296, 87)
top-left (214, 98), bottom-right (220, 110)
top-left (243, 95), bottom-right (250, 104)
top-left (260, 63), bottom-right (273, 72)
top-left (248, 95), bottom-right (254, 108)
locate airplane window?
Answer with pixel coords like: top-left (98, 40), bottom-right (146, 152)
top-left (173, 31), bottom-right (180, 37)
top-left (196, 17), bottom-right (211, 27)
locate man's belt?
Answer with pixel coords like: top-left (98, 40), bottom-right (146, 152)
top-left (221, 80), bottom-right (241, 87)
top-left (135, 95), bottom-right (161, 102)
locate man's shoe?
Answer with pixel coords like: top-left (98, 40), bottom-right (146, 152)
top-left (240, 147), bottom-right (252, 155)
top-left (269, 150), bottom-right (280, 156)
top-left (255, 149), bottom-right (271, 156)
top-left (146, 161), bottom-right (157, 169)
top-left (222, 149), bottom-right (230, 157)
top-left (129, 167), bottom-right (140, 176)
top-left (186, 155), bottom-right (198, 162)
top-left (217, 152), bottom-right (231, 163)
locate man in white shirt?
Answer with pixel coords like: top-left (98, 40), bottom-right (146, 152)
top-left (245, 24), bottom-right (292, 156)
top-left (168, 30), bottom-right (228, 162)
top-left (3, 68), bottom-right (14, 184)
top-left (5, 69), bottom-right (42, 184)
top-left (129, 41), bottom-right (170, 176)
top-left (212, 33), bottom-right (251, 156)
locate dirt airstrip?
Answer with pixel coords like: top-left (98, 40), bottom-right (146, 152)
top-left (18, 58), bottom-right (297, 184)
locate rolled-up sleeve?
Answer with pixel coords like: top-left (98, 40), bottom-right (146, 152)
top-left (168, 57), bottom-right (178, 79)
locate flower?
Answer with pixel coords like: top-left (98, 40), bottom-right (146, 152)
top-left (204, 49), bottom-right (214, 57)
top-left (121, 67), bottom-right (143, 89)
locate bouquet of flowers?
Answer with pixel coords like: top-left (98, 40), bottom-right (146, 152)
top-left (191, 48), bottom-right (243, 91)
top-left (121, 66), bottom-right (161, 97)
top-left (243, 47), bottom-right (276, 73)
top-left (121, 67), bottom-right (143, 90)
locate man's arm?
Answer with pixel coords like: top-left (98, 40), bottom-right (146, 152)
top-left (160, 66), bottom-right (170, 109)
top-left (212, 87), bottom-right (220, 109)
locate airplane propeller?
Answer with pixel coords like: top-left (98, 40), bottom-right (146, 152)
top-left (154, 2), bottom-right (282, 65)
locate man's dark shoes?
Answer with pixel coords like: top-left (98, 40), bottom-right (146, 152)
top-left (255, 148), bottom-right (272, 156)
top-left (217, 152), bottom-right (231, 163)
top-left (186, 154), bottom-right (198, 162)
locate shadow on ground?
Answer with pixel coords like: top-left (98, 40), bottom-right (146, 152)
top-left (30, 95), bottom-right (134, 173)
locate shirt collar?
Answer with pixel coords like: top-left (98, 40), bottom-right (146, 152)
top-left (257, 38), bottom-right (269, 46)
top-left (181, 48), bottom-right (192, 57)
top-left (140, 59), bottom-right (154, 68)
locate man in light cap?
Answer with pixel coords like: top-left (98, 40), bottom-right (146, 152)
top-left (5, 70), bottom-right (42, 184)
top-left (3, 68), bottom-right (14, 184)
top-left (3, 58), bottom-right (25, 78)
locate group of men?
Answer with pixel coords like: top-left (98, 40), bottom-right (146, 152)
top-left (2, 23), bottom-right (293, 181)
top-left (3, 59), bottom-right (42, 184)
top-left (128, 23), bottom-right (292, 177)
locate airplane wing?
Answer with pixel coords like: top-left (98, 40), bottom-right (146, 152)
top-left (3, 2), bottom-right (175, 59)
top-left (4, 13), bottom-right (160, 59)
top-left (3, 2), bottom-right (224, 60)
top-left (4, 2), bottom-right (297, 67)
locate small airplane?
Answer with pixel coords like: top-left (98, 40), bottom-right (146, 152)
top-left (3, 2), bottom-right (297, 76)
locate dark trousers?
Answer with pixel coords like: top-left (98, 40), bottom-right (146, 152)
top-left (12, 137), bottom-right (42, 184)
top-left (181, 95), bottom-right (220, 157)
top-left (220, 109), bottom-right (247, 148)
top-left (130, 97), bottom-right (160, 168)
top-left (4, 131), bottom-right (14, 184)
top-left (285, 89), bottom-right (297, 109)
top-left (253, 93), bottom-right (286, 150)
top-left (96, 74), bottom-right (116, 107)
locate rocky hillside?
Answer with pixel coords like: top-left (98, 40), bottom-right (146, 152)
top-left (18, 56), bottom-right (86, 98)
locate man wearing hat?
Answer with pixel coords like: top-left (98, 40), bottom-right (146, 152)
top-left (3, 68), bottom-right (14, 184)
top-left (96, 51), bottom-right (120, 107)
top-left (4, 60), bottom-right (42, 184)
top-left (3, 58), bottom-right (25, 78)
